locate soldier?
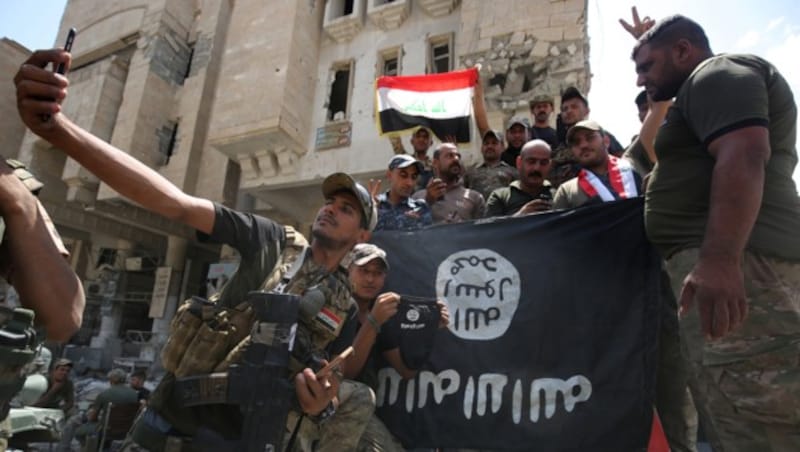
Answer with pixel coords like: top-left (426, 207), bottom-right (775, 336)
top-left (0, 157), bottom-right (84, 447)
top-left (551, 119), bottom-right (697, 452)
top-left (343, 243), bottom-right (448, 451)
top-left (552, 120), bottom-right (642, 209)
top-left (390, 127), bottom-right (435, 190)
top-left (374, 155), bottom-right (432, 231)
top-left (464, 130), bottom-right (518, 200)
top-left (631, 11), bottom-right (800, 451)
top-left (486, 139), bottom-right (554, 217)
top-left (413, 144), bottom-right (485, 224)
top-left (550, 87), bottom-right (625, 188)
top-left (15, 48), bottom-right (376, 451)
top-left (528, 95), bottom-right (558, 148)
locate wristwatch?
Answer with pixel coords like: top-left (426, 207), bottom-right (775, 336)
top-left (308, 401), bottom-right (336, 424)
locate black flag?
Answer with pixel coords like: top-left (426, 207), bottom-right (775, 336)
top-left (371, 198), bottom-right (660, 451)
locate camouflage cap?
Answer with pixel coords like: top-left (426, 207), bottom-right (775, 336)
top-left (348, 243), bottom-right (389, 270)
top-left (482, 129), bottom-right (504, 143)
top-left (322, 173), bottom-right (378, 232)
top-left (566, 120), bottom-right (603, 145)
top-left (529, 94), bottom-right (554, 107)
top-left (506, 115), bottom-right (530, 130)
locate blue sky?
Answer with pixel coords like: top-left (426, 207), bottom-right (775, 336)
top-left (1, 0), bottom-right (799, 184)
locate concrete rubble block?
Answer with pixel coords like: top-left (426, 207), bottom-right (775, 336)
top-left (532, 40), bottom-right (550, 58)
top-left (503, 71), bottom-right (524, 96)
top-left (510, 31), bottom-right (525, 46)
top-left (492, 58), bottom-right (510, 73)
top-left (549, 45), bottom-right (561, 56)
top-left (485, 84), bottom-right (503, 99)
top-left (567, 43), bottom-right (577, 55)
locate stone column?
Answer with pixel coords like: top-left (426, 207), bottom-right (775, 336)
top-left (149, 235), bottom-right (188, 342)
top-left (90, 239), bottom-right (133, 368)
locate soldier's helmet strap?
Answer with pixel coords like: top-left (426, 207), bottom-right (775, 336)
top-left (273, 245), bottom-right (309, 294)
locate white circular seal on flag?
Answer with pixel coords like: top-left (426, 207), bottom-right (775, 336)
top-left (406, 308), bottom-right (420, 322)
top-left (436, 248), bottom-right (520, 340)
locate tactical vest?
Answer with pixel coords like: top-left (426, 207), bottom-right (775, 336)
top-left (0, 307), bottom-right (39, 421)
top-left (146, 225), bottom-right (353, 443)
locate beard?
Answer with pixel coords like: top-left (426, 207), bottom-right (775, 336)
top-left (311, 227), bottom-right (350, 252)
top-left (651, 60), bottom-right (687, 101)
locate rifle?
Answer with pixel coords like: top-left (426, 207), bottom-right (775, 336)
top-left (228, 291), bottom-right (299, 451)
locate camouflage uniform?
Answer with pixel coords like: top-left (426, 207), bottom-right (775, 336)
top-left (356, 414), bottom-right (405, 452)
top-left (129, 200), bottom-right (373, 451)
top-left (547, 143), bottom-right (579, 189)
top-left (463, 161), bottom-right (518, 201)
top-left (287, 379), bottom-right (377, 452)
top-left (666, 248), bottom-right (800, 452)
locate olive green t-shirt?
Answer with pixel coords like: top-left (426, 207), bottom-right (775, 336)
top-left (646, 54), bottom-right (800, 260)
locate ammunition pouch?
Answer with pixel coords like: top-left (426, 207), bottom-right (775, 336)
top-left (143, 234), bottom-right (352, 450)
top-left (0, 306), bottom-right (39, 420)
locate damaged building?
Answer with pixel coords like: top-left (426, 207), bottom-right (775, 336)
top-left (0, 0), bottom-right (590, 372)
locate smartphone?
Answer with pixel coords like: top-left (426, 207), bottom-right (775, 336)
top-left (315, 346), bottom-right (354, 378)
top-left (55, 28), bottom-right (77, 74)
top-left (42, 28), bottom-right (76, 122)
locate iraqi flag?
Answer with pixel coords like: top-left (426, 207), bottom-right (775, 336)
top-left (376, 68), bottom-right (478, 143)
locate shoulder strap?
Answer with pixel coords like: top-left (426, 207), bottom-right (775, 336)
top-left (273, 248), bottom-right (307, 294)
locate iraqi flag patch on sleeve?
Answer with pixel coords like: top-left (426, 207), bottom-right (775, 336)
top-left (316, 307), bottom-right (343, 333)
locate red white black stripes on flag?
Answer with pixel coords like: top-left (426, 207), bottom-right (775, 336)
top-left (376, 68), bottom-right (478, 143)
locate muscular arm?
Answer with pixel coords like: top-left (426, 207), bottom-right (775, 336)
top-left (0, 168), bottom-right (83, 342)
top-left (679, 126), bottom-right (769, 338)
top-left (15, 49), bottom-right (216, 235)
top-left (702, 126), bottom-right (769, 261)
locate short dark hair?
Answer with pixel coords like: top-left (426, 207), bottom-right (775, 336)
top-left (561, 86), bottom-right (588, 107)
top-left (131, 369), bottom-right (147, 379)
top-left (633, 15), bottom-right (711, 59)
top-left (635, 90), bottom-right (648, 107)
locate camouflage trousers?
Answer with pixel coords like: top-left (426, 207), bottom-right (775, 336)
top-left (288, 379), bottom-right (375, 452)
top-left (665, 248), bottom-right (800, 452)
top-left (356, 414), bottom-right (404, 452)
top-left (655, 268), bottom-right (698, 452)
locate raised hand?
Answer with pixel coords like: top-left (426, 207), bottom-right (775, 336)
top-left (619, 6), bottom-right (655, 39)
top-left (368, 178), bottom-right (382, 201)
top-left (14, 49), bottom-right (72, 137)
